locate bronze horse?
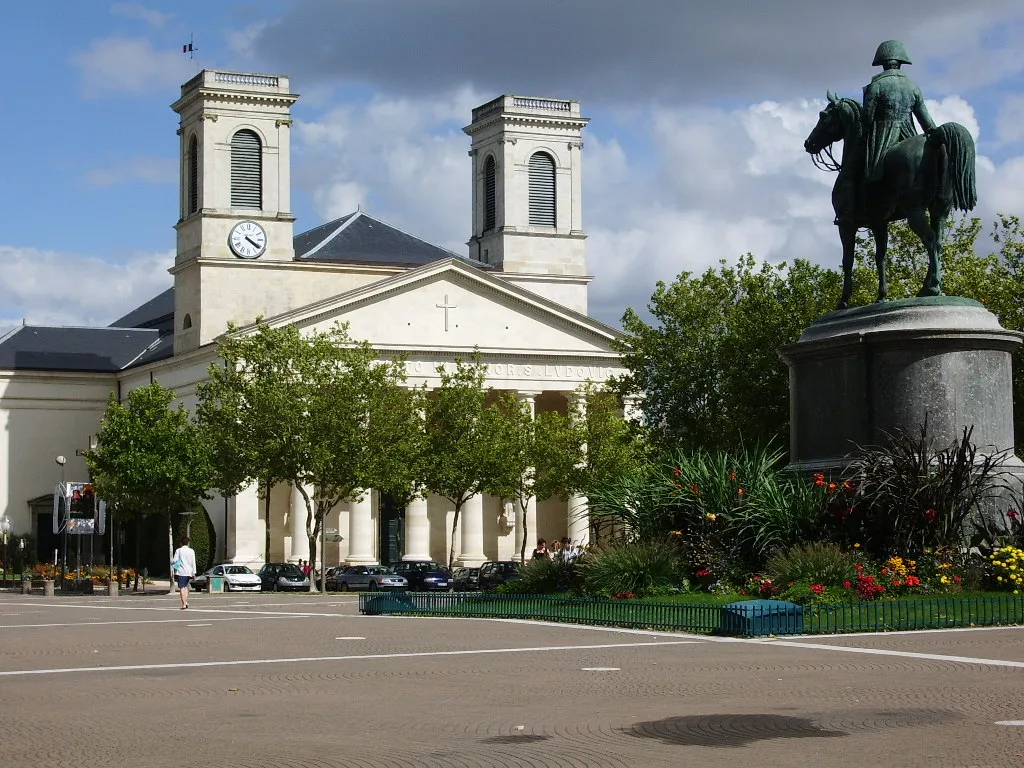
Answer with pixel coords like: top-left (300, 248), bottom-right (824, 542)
top-left (803, 92), bottom-right (977, 309)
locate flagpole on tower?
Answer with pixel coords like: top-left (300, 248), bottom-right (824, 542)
top-left (182, 33), bottom-right (199, 72)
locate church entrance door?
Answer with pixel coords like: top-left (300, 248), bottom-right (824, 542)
top-left (378, 496), bottom-right (405, 566)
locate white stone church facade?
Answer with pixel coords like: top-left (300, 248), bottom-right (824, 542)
top-left (0, 71), bottom-right (627, 568)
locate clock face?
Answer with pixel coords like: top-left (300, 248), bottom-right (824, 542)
top-left (228, 221), bottom-right (268, 259)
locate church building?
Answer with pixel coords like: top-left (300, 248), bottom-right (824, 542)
top-left (0, 71), bottom-right (626, 568)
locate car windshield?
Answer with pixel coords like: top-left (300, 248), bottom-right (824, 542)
top-left (410, 562), bottom-right (443, 572)
top-left (367, 566), bottom-right (393, 575)
top-left (225, 566), bottom-right (252, 575)
top-left (279, 565), bottom-right (304, 577)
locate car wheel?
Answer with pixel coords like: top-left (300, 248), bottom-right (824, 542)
top-left (368, 581), bottom-right (378, 592)
top-left (224, 582), bottom-right (231, 592)
top-left (339, 582), bottom-right (348, 592)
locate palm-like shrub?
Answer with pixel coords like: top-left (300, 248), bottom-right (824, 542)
top-left (576, 540), bottom-right (682, 597)
top-left (766, 542), bottom-right (855, 587)
top-left (500, 556), bottom-right (579, 594)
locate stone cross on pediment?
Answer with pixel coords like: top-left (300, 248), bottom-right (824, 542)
top-left (436, 293), bottom-right (457, 332)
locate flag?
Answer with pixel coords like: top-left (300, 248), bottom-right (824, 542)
top-left (183, 43), bottom-right (192, 54)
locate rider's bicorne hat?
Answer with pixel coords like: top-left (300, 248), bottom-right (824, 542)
top-left (872, 40), bottom-right (912, 66)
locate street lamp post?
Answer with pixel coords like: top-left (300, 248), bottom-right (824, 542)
top-left (55, 455), bottom-right (67, 588)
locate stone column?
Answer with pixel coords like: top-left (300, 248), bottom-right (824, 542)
top-left (515, 391), bottom-right (541, 559)
top-left (567, 392), bottom-right (590, 546)
top-left (346, 491), bottom-right (377, 565)
top-left (227, 483), bottom-right (264, 564)
top-left (457, 493), bottom-right (486, 566)
top-left (403, 494), bottom-right (431, 561)
top-left (289, 484), bottom-right (310, 563)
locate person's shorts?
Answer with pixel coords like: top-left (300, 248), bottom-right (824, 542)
top-left (175, 574), bottom-right (191, 589)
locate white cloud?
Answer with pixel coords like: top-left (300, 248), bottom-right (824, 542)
top-left (227, 20), bottom-right (276, 60)
top-left (927, 96), bottom-right (981, 141)
top-left (109, 2), bottom-right (172, 28)
top-left (84, 156), bottom-right (176, 187)
top-left (0, 247), bottom-right (174, 334)
top-left (72, 36), bottom-right (194, 98)
top-left (995, 93), bottom-right (1024, 145)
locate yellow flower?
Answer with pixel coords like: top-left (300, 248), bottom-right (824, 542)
top-left (705, 513), bottom-right (717, 521)
top-left (853, 543), bottom-right (861, 549)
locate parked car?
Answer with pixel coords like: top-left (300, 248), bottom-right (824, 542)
top-left (478, 560), bottom-right (521, 591)
top-left (257, 562), bottom-right (310, 591)
top-left (318, 566), bottom-right (345, 591)
top-left (452, 567), bottom-right (480, 591)
top-left (192, 564), bottom-right (262, 592)
top-left (334, 565), bottom-right (408, 592)
top-left (391, 560), bottom-right (452, 591)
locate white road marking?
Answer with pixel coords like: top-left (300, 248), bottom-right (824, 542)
top-left (0, 601), bottom-right (346, 618)
top-left (335, 636), bottom-right (365, 640)
top-left (761, 638), bottom-right (1024, 669)
top-left (187, 624), bottom-right (213, 627)
top-left (0, 640), bottom-right (696, 677)
top-left (581, 667), bottom-right (620, 671)
top-left (995, 721), bottom-right (1024, 726)
top-left (0, 616), bottom-right (297, 629)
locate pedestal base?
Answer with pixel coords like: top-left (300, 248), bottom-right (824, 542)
top-left (781, 297), bottom-right (1023, 474)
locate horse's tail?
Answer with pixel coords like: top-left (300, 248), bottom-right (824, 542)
top-left (933, 122), bottom-right (977, 211)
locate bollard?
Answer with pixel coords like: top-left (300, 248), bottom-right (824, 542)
top-left (21, 579), bottom-right (31, 595)
top-left (107, 581), bottom-right (118, 597)
top-left (43, 580), bottom-right (55, 597)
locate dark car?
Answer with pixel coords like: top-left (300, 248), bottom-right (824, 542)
top-left (257, 562), bottom-right (310, 592)
top-left (391, 560), bottom-right (452, 591)
top-left (318, 566), bottom-right (345, 591)
top-left (478, 560), bottom-right (521, 591)
top-left (452, 567), bottom-right (480, 591)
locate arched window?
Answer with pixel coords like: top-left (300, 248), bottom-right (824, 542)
top-left (528, 152), bottom-right (556, 227)
top-left (230, 129), bottom-right (262, 209)
top-left (182, 313), bottom-right (193, 330)
top-left (483, 155), bottom-right (496, 232)
top-left (187, 134), bottom-right (199, 215)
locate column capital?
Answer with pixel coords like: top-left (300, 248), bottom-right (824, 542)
top-left (515, 390), bottom-right (543, 401)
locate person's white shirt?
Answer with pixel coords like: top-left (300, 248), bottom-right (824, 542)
top-left (171, 545), bottom-right (197, 577)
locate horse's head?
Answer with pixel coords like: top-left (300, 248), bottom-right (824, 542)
top-left (804, 90), bottom-right (851, 154)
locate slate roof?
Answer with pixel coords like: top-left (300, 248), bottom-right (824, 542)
top-left (295, 210), bottom-right (476, 267)
top-left (0, 326), bottom-right (164, 373)
top-left (108, 287), bottom-right (174, 333)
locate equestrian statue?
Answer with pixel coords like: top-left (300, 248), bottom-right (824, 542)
top-left (803, 40), bottom-right (977, 309)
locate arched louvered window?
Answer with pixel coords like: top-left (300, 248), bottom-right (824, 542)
top-left (483, 155), bottom-right (496, 232)
top-left (528, 152), bottom-right (556, 227)
top-left (231, 129), bottom-right (262, 209)
top-left (182, 313), bottom-right (193, 330)
top-left (187, 134), bottom-right (199, 215)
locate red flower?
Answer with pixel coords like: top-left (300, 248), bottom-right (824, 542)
top-left (737, 488), bottom-right (745, 495)
top-left (953, 576), bottom-right (961, 583)
top-left (1008, 509), bottom-right (1020, 520)
top-left (925, 508), bottom-right (937, 523)
top-left (855, 564), bottom-right (864, 572)
top-left (892, 580), bottom-right (902, 587)
top-left (695, 569), bottom-right (712, 577)
top-left (843, 581), bottom-right (852, 588)
top-left (729, 472), bottom-right (737, 480)
top-left (810, 584), bottom-right (825, 595)
top-left (673, 468), bottom-right (681, 478)
top-left (689, 484), bottom-right (700, 496)
top-left (905, 576), bottom-right (920, 587)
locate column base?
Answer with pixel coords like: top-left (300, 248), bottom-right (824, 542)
top-left (456, 554), bottom-right (487, 567)
top-left (345, 555), bottom-right (379, 566)
top-left (402, 553), bottom-right (432, 561)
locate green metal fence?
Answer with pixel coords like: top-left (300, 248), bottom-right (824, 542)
top-left (359, 591), bottom-right (1024, 638)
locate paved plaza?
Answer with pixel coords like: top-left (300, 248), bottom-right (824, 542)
top-left (2, 591), bottom-right (1024, 767)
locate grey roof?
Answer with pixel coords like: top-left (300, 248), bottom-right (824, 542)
top-left (0, 326), bottom-right (163, 372)
top-left (109, 287), bottom-right (174, 332)
top-left (295, 211), bottom-right (472, 267)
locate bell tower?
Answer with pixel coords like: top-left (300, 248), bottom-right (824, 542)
top-left (465, 95), bottom-right (589, 275)
top-left (170, 70), bottom-right (298, 352)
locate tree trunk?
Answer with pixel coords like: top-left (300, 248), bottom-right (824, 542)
top-left (447, 499), bottom-right (463, 572)
top-left (519, 497), bottom-right (529, 564)
top-left (263, 483), bottom-right (272, 564)
top-left (297, 484), bottom-right (321, 593)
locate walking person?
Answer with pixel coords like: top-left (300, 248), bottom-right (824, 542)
top-left (171, 536), bottom-right (197, 610)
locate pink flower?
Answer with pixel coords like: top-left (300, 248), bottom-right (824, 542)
top-left (810, 584), bottom-right (825, 595)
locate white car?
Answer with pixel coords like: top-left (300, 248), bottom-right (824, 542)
top-left (193, 564), bottom-right (262, 592)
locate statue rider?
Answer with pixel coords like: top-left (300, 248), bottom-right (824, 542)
top-left (862, 40), bottom-right (936, 187)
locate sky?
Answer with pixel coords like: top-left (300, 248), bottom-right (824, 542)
top-left (2, 1), bottom-right (1024, 336)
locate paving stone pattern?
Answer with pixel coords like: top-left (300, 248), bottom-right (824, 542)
top-left (2, 592), bottom-right (1024, 767)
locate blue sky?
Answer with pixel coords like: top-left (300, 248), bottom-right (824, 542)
top-left (2, 1), bottom-right (1023, 334)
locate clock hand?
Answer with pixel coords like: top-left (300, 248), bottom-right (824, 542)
top-left (245, 236), bottom-right (262, 248)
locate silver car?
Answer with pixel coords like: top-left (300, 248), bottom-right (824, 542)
top-left (192, 564), bottom-right (262, 592)
top-left (335, 565), bottom-right (408, 592)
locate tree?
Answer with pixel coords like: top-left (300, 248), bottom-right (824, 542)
top-left (617, 215), bottom-right (1024, 455)
top-left (198, 321), bottom-right (423, 589)
top-left (480, 393), bottom-right (579, 562)
top-left (87, 382), bottom-right (214, 573)
top-left (615, 255), bottom-right (838, 453)
top-left (420, 355), bottom-right (494, 570)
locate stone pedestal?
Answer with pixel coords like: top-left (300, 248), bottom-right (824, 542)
top-left (781, 297), bottom-right (1023, 474)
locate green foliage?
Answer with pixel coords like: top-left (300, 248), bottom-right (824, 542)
top-left (842, 424), bottom-right (1016, 556)
top-left (576, 540), bottom-right (682, 597)
top-left (497, 556), bottom-right (580, 594)
top-left (88, 382), bottom-right (214, 526)
top-left (174, 506), bottom-right (216, 573)
top-left (766, 543), bottom-right (855, 587)
top-left (587, 459), bottom-right (669, 542)
top-left (614, 254), bottom-right (839, 452)
top-left (778, 581), bottom-right (848, 606)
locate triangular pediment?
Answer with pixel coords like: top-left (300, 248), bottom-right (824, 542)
top-left (241, 258), bottom-right (621, 356)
